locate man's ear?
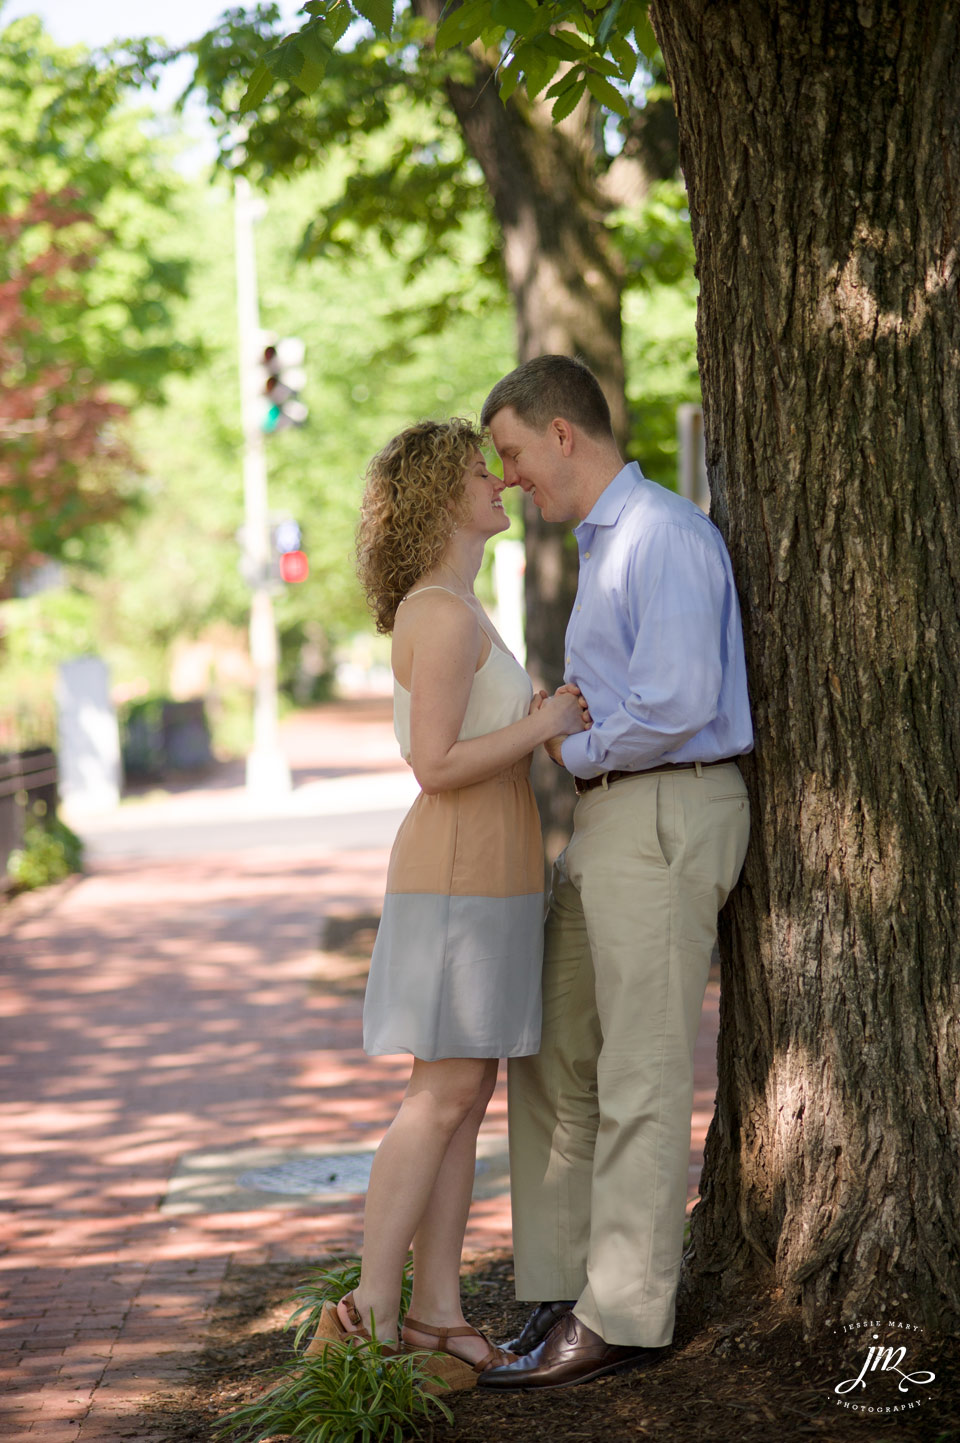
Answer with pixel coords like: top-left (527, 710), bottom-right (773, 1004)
top-left (550, 417), bottom-right (575, 455)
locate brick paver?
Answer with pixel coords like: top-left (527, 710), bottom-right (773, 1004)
top-left (0, 699), bottom-right (720, 1440)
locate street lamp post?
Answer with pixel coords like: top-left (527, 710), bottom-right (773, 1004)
top-left (234, 174), bottom-right (291, 797)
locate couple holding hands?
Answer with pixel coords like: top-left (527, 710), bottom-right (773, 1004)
top-left (309, 354), bottom-right (753, 1391)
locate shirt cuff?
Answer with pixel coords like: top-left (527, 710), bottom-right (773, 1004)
top-left (560, 731), bottom-right (602, 780)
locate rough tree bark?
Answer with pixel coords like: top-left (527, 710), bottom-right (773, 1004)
top-left (414, 0), bottom-right (632, 856)
top-left (651, 0), bottom-right (960, 1334)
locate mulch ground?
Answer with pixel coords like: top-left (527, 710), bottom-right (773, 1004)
top-left (142, 1251), bottom-right (959, 1443)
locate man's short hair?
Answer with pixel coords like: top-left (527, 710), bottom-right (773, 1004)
top-left (481, 354), bottom-right (614, 439)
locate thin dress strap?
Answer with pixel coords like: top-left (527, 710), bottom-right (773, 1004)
top-left (399, 585), bottom-right (467, 602)
top-left (398, 586), bottom-right (510, 659)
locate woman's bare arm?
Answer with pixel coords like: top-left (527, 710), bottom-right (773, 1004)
top-left (399, 594), bottom-right (586, 794)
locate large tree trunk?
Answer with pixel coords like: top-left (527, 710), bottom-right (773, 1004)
top-left (651, 0), bottom-right (960, 1334)
top-left (415, 0), bottom-right (629, 858)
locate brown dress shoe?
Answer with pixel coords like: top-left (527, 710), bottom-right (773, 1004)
top-left (477, 1311), bottom-right (667, 1390)
top-left (500, 1300), bottom-right (576, 1355)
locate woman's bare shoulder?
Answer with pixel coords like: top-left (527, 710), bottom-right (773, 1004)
top-left (392, 588), bottom-right (480, 682)
top-left (395, 587), bottom-right (478, 634)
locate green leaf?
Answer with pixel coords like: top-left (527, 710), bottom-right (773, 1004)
top-left (435, 0), bottom-right (489, 51)
top-left (491, 0), bottom-right (539, 35)
top-left (582, 51), bottom-right (623, 78)
top-left (596, 0), bottom-right (624, 48)
top-left (262, 34), bottom-right (310, 83)
top-left (533, 31), bottom-right (588, 60)
top-left (634, 9), bottom-right (659, 62)
top-left (238, 62), bottom-right (274, 114)
top-left (585, 69), bottom-right (629, 115)
top-left (352, 0), bottom-right (394, 35)
top-left (498, 54), bottom-right (522, 103)
top-left (546, 65), bottom-right (585, 100)
top-left (552, 74), bottom-right (586, 120)
top-left (518, 45), bottom-right (561, 99)
top-left (326, 5), bottom-right (353, 42)
top-left (551, 26), bottom-right (592, 52)
top-left (609, 33), bottom-right (637, 83)
top-left (289, 23), bottom-right (333, 93)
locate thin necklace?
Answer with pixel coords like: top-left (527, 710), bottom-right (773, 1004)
top-left (439, 561), bottom-right (474, 595)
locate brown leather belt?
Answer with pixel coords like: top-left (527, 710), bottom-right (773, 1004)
top-left (573, 758), bottom-right (740, 797)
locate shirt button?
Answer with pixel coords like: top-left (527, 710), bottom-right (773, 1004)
top-left (577, 605), bottom-right (581, 612)
top-left (584, 551), bottom-right (591, 559)
top-left (566, 656), bottom-right (571, 665)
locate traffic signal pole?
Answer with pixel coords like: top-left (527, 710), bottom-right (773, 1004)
top-left (234, 175), bottom-right (291, 797)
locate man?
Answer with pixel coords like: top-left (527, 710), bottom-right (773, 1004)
top-left (477, 355), bottom-right (753, 1390)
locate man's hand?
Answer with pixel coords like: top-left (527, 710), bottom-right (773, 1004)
top-left (544, 684), bottom-right (592, 766)
top-left (544, 734), bottom-right (566, 766)
top-left (556, 682), bottom-right (593, 727)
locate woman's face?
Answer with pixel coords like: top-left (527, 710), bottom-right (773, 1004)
top-left (458, 450), bottom-right (510, 539)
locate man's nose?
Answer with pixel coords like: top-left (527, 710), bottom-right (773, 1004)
top-left (501, 460), bottom-right (521, 487)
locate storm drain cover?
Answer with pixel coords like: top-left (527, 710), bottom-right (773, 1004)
top-left (161, 1137), bottom-right (508, 1214)
top-left (237, 1153), bottom-right (377, 1197)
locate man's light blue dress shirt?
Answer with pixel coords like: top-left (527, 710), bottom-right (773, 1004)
top-left (559, 463), bottom-right (754, 780)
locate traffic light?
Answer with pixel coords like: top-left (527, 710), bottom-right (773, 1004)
top-left (261, 337), bottom-right (308, 433)
top-left (271, 518), bottom-right (309, 584)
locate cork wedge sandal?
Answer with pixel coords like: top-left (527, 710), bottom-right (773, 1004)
top-left (401, 1316), bottom-right (517, 1392)
top-left (304, 1291), bottom-right (403, 1358)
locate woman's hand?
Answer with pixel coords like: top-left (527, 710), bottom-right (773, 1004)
top-left (540, 688), bottom-right (590, 736)
top-left (528, 690), bottom-right (549, 714)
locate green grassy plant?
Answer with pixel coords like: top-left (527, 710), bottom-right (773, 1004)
top-left (213, 1340), bottom-right (453, 1443)
top-left (214, 1255), bottom-right (451, 1443)
top-left (287, 1256), bottom-right (414, 1355)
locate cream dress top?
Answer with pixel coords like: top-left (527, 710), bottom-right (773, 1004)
top-left (392, 587), bottom-right (534, 762)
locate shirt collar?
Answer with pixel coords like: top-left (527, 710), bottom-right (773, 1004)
top-left (576, 462), bottom-right (640, 531)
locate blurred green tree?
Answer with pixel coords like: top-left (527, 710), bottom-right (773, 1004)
top-left (0, 14), bottom-right (198, 585)
top-left (139, 0), bottom-right (694, 849)
top-left (38, 165), bottom-right (518, 711)
top-left (0, 191), bottom-right (136, 579)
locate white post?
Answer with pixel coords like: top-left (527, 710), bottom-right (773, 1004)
top-left (492, 539), bottom-right (526, 664)
top-left (56, 656), bottom-right (121, 817)
top-left (677, 402), bottom-right (710, 513)
top-left (234, 175), bottom-right (291, 797)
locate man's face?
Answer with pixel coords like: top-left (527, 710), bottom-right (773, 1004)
top-left (488, 406), bottom-right (578, 523)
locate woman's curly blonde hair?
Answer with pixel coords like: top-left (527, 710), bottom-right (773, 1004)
top-left (356, 418), bottom-right (484, 634)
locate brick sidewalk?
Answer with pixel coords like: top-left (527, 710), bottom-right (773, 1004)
top-left (0, 701), bottom-right (720, 1441)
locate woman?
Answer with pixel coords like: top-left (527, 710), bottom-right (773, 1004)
top-left (308, 419), bottom-right (588, 1388)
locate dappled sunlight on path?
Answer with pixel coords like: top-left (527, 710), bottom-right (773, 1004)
top-left (0, 700), bottom-right (719, 1441)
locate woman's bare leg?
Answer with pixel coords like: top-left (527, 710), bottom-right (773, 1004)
top-left (403, 1059), bottom-right (499, 1365)
top-left (341, 1056), bottom-right (495, 1342)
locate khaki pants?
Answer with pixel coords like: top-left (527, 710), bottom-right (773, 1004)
top-left (507, 763), bottom-right (750, 1348)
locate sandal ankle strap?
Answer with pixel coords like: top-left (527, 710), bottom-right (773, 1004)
top-left (340, 1292), bottom-right (368, 1335)
top-left (403, 1317), bottom-right (484, 1339)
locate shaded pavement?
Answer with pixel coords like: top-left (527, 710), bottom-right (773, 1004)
top-left (0, 700), bottom-right (721, 1441)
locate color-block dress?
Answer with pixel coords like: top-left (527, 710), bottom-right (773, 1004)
top-left (362, 593), bottom-right (544, 1062)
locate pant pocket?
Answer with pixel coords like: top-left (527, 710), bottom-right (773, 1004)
top-left (653, 776), bottom-right (683, 868)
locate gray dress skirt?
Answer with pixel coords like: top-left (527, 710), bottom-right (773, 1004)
top-left (362, 638), bottom-right (544, 1062)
